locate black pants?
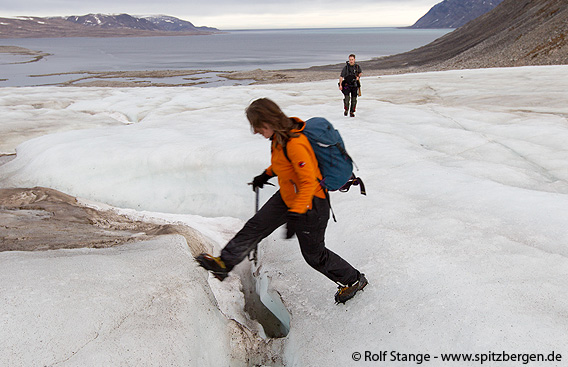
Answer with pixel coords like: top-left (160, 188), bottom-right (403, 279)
top-left (221, 191), bottom-right (360, 286)
top-left (343, 87), bottom-right (358, 113)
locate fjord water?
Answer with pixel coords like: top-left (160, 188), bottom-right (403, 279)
top-left (1, 28), bottom-right (452, 86)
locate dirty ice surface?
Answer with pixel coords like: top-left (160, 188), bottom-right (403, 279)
top-left (1, 66), bottom-right (568, 366)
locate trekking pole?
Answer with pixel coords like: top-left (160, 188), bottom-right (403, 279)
top-left (249, 186), bottom-right (260, 265)
top-left (255, 186), bottom-right (260, 213)
top-left (247, 182), bottom-right (274, 265)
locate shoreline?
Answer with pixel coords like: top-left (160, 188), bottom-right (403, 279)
top-left (0, 44), bottom-right (435, 87)
top-left (0, 45), bottom-right (51, 64)
top-left (3, 65), bottom-right (424, 88)
top-left (17, 63), bottom-right (454, 88)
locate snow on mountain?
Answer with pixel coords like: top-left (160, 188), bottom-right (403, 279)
top-left (139, 14), bottom-right (217, 32)
top-left (64, 13), bottom-right (217, 31)
top-left (0, 13), bottom-right (218, 38)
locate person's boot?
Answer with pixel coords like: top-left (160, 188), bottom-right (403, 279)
top-left (195, 253), bottom-right (229, 281)
top-left (351, 100), bottom-right (357, 117)
top-left (334, 273), bottom-right (368, 304)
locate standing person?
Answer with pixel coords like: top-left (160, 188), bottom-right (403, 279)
top-left (339, 54), bottom-right (362, 117)
top-left (196, 98), bottom-right (367, 305)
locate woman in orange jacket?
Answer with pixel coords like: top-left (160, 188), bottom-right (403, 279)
top-left (197, 98), bottom-right (367, 304)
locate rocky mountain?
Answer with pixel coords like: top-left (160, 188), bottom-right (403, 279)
top-left (65, 14), bottom-right (218, 32)
top-left (139, 15), bottom-right (217, 32)
top-left (410, 0), bottom-right (504, 28)
top-left (352, 0), bottom-right (567, 72)
top-left (65, 14), bottom-right (158, 30)
top-left (0, 14), bottom-right (219, 39)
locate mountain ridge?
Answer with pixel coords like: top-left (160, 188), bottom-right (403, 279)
top-left (410, 0), bottom-right (505, 29)
top-left (354, 0), bottom-right (568, 72)
top-left (0, 14), bottom-right (219, 38)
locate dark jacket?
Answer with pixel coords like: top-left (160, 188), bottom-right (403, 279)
top-left (340, 62), bottom-right (362, 82)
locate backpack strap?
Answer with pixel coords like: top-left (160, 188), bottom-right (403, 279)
top-left (324, 188), bottom-right (337, 222)
top-left (334, 142), bottom-right (358, 171)
top-left (339, 173), bottom-right (366, 195)
top-left (282, 143), bottom-right (290, 162)
top-left (283, 143), bottom-right (338, 222)
top-left (285, 141), bottom-right (364, 196)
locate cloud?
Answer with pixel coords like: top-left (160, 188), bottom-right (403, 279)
top-left (0, 0), bottom-right (439, 28)
top-left (187, 1), bottom-right (436, 29)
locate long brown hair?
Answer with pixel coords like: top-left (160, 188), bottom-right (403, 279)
top-left (246, 98), bottom-right (299, 146)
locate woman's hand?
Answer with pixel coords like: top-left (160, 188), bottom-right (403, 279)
top-left (251, 170), bottom-right (272, 191)
top-left (285, 211), bottom-right (302, 239)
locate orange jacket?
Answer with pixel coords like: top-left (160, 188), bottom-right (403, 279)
top-left (265, 118), bottom-right (326, 214)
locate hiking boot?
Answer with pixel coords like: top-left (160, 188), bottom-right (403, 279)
top-left (350, 112), bottom-right (355, 117)
top-left (344, 109), bottom-right (348, 116)
top-left (335, 273), bottom-right (368, 304)
top-left (195, 253), bottom-right (229, 281)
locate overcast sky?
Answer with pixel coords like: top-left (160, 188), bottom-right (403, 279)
top-left (0, 0), bottom-right (441, 29)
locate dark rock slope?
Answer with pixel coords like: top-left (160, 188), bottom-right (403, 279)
top-left (410, 0), bottom-right (504, 29)
top-left (356, 0), bottom-right (568, 72)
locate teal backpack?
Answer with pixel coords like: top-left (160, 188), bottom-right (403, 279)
top-left (284, 117), bottom-right (365, 220)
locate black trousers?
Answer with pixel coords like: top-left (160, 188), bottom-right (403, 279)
top-left (221, 191), bottom-right (360, 286)
top-left (343, 88), bottom-right (358, 113)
